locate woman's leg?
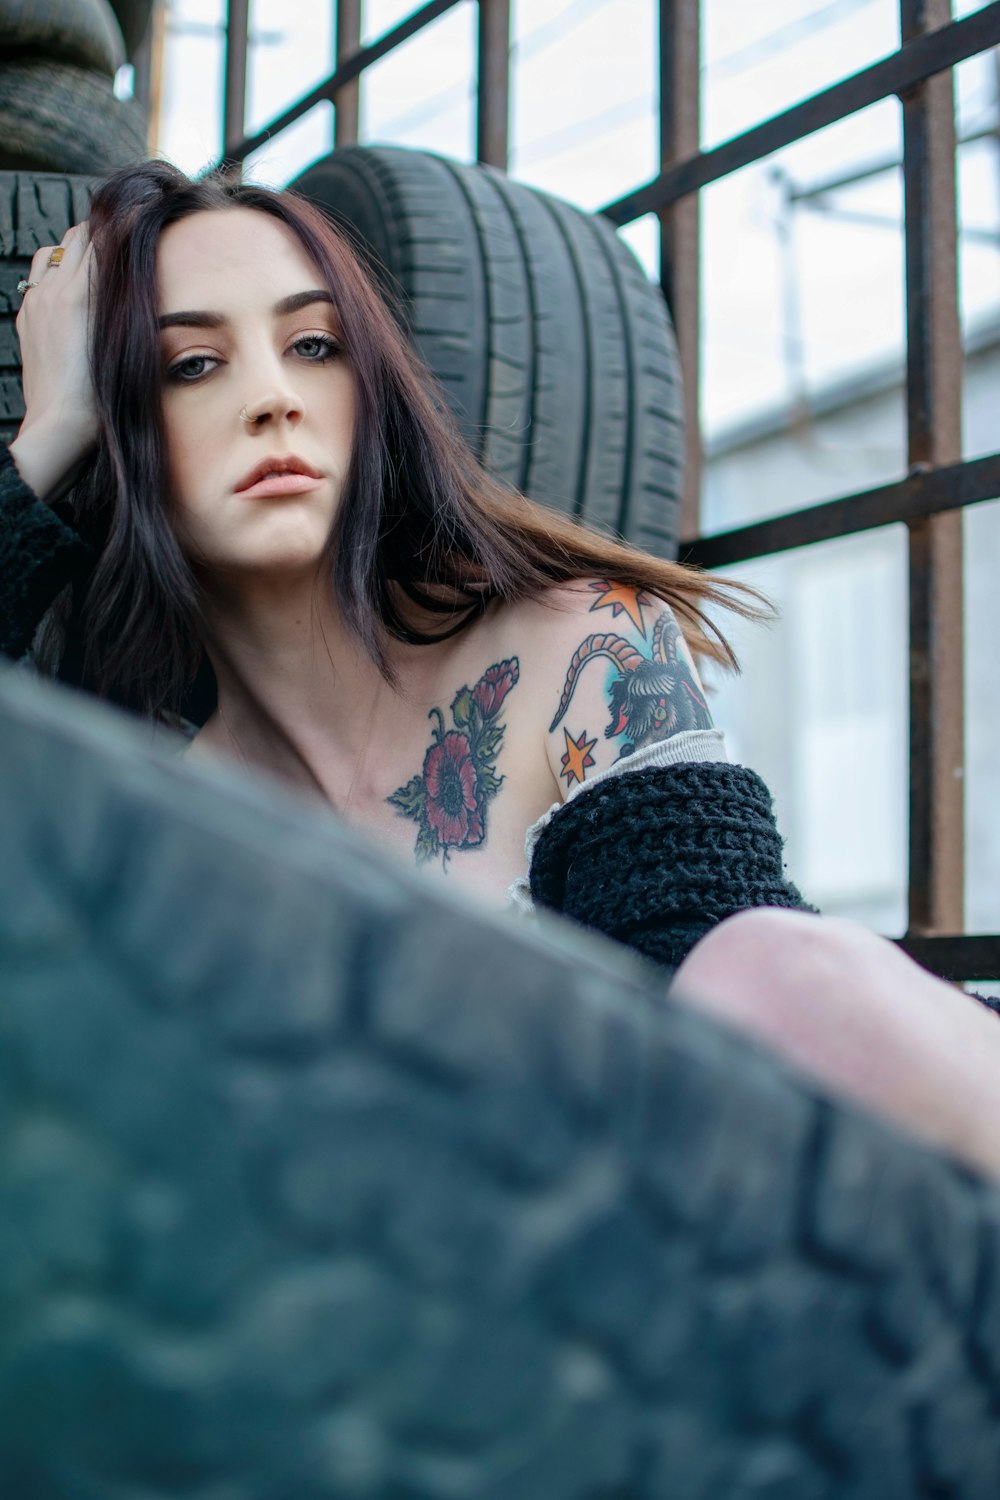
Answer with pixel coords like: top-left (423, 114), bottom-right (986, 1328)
top-left (672, 908), bottom-right (1000, 1182)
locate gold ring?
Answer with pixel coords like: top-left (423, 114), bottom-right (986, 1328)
top-left (47, 247), bottom-right (66, 268)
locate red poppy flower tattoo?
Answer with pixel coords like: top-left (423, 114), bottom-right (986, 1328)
top-left (423, 731), bottom-right (484, 849)
top-left (388, 656), bottom-right (520, 868)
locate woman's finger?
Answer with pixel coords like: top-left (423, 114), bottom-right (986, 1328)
top-left (21, 243), bottom-right (56, 291)
top-left (12, 217), bottom-right (100, 497)
top-left (17, 234), bottom-right (91, 331)
top-left (21, 222), bottom-right (90, 295)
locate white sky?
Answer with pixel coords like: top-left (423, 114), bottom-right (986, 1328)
top-left (156, 0), bottom-right (1000, 437)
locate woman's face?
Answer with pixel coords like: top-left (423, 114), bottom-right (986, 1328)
top-left (157, 207), bottom-right (355, 584)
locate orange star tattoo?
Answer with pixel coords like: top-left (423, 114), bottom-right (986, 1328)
top-left (560, 726), bottom-right (598, 787)
top-left (588, 580), bottom-right (652, 636)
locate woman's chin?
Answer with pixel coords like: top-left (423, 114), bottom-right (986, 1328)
top-left (180, 505), bottom-right (336, 575)
top-left (186, 526), bottom-right (335, 579)
top-left (192, 545), bottom-right (332, 596)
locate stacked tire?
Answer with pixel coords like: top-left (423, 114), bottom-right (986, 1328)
top-left (0, 170), bottom-right (92, 444)
top-left (293, 147), bottom-right (685, 560)
top-left (0, 0), bottom-right (151, 174)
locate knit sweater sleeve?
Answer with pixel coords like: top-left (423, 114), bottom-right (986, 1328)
top-left (528, 760), bottom-right (815, 970)
top-left (0, 441), bottom-right (94, 660)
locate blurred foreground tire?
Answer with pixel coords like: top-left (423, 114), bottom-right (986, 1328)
top-left (1, 667), bottom-right (999, 1497)
top-left (293, 146), bottom-right (684, 559)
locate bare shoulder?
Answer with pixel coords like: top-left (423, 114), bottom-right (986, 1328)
top-left (512, 578), bottom-right (715, 794)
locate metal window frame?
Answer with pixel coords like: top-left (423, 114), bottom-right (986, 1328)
top-left (213, 0), bottom-right (1000, 982)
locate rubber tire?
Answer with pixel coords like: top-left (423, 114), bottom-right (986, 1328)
top-left (0, 0), bottom-right (126, 77)
top-left (0, 170), bottom-right (95, 444)
top-left (106, 0), bottom-right (154, 58)
top-left (292, 146), bottom-right (684, 559)
top-left (0, 60), bottom-right (146, 174)
top-left (1, 665), bottom-right (999, 1497)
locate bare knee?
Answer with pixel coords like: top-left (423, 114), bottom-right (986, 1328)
top-left (670, 908), bottom-right (1000, 1183)
top-left (675, 907), bottom-right (833, 999)
top-left (671, 907), bottom-right (889, 1038)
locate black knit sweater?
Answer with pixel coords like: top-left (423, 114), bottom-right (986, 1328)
top-left (529, 760), bottom-right (815, 970)
top-left (0, 444), bottom-right (93, 660)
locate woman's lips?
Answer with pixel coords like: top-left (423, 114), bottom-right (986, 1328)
top-left (237, 473), bottom-right (324, 499)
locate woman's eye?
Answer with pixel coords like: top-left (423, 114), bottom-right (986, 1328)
top-left (167, 354), bottom-right (218, 383)
top-left (292, 333), bottom-right (342, 361)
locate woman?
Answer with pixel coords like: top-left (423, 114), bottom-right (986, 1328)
top-left (5, 160), bottom-right (1000, 1181)
top-left (4, 161), bottom-right (779, 920)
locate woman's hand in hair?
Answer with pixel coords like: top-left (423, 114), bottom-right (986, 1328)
top-left (10, 223), bottom-right (98, 504)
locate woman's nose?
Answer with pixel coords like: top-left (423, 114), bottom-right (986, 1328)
top-left (239, 376), bottom-right (304, 429)
top-left (239, 393), bottom-right (302, 429)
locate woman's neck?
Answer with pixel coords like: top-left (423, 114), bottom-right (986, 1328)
top-left (199, 571), bottom-right (376, 784)
top-left (196, 569), bottom-right (475, 802)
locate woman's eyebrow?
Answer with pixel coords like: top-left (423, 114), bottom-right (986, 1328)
top-left (158, 309), bottom-right (226, 330)
top-left (158, 290), bottom-right (334, 331)
top-left (276, 290), bottom-right (335, 315)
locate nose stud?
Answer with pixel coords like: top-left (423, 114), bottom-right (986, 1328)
top-left (239, 406), bottom-right (254, 424)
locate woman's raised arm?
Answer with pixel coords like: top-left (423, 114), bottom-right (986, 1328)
top-left (9, 223), bottom-right (99, 502)
top-left (1, 224), bottom-right (97, 662)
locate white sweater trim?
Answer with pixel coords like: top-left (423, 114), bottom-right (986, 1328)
top-left (505, 727), bottom-right (729, 915)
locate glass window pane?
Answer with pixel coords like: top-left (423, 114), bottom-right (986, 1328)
top-left (956, 50), bottom-right (1000, 461)
top-left (362, 0), bottom-right (423, 44)
top-left (965, 495), bottom-right (1000, 935)
top-left (244, 104), bottom-right (333, 186)
top-left (511, 0), bottom-right (655, 211)
top-left (705, 528), bottom-right (909, 935)
top-left (242, 0), bottom-right (334, 183)
top-left (701, 101), bottom-right (906, 524)
top-left (702, 0), bottom-right (898, 151)
top-left (159, 0), bottom-right (225, 172)
top-left (246, 0), bottom-right (333, 130)
top-left (362, 5), bottom-right (476, 161)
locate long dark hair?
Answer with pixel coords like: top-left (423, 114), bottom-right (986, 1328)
top-left (45, 159), bottom-right (763, 721)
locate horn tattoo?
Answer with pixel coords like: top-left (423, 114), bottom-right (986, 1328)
top-left (651, 610), bottom-right (675, 666)
top-left (548, 633), bottom-right (644, 732)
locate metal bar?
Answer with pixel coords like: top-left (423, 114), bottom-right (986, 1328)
top-left (477, 0), bottom-right (510, 168)
top-left (220, 0), bottom-right (465, 165)
top-left (130, 10), bottom-right (153, 117)
top-left (659, 0), bottom-right (701, 539)
top-left (601, 1), bottom-right (1000, 225)
top-left (895, 935), bottom-right (1000, 983)
top-left (335, 0), bottom-right (363, 148)
top-left (146, 0), bottom-right (167, 155)
top-left (223, 0), bottom-right (250, 158)
top-left (133, 0), bottom-right (167, 152)
top-left (680, 452), bottom-right (1000, 569)
top-left (902, 0), bottom-right (964, 936)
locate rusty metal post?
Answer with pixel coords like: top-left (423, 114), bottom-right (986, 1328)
top-left (901, 0), bottom-right (965, 934)
top-left (223, 0), bottom-right (250, 162)
top-left (131, 0), bottom-right (166, 151)
top-left (477, 0), bottom-right (510, 170)
top-left (658, 0), bottom-right (701, 539)
top-left (130, 3), bottom-right (152, 117)
top-left (335, 0), bottom-right (362, 148)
